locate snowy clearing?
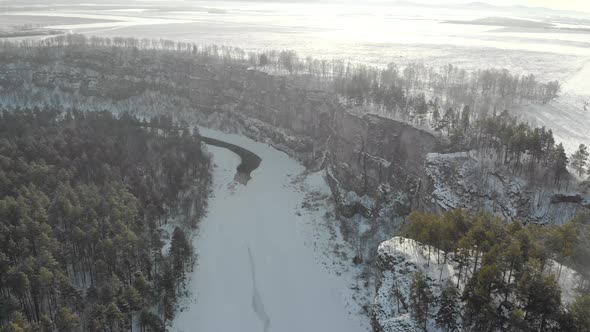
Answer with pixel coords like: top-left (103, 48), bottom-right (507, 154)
top-left (172, 127), bottom-right (369, 332)
top-left (515, 93), bottom-right (590, 154)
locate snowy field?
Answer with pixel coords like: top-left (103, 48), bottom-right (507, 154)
top-left (515, 93), bottom-right (590, 153)
top-left (2, 1), bottom-right (590, 152)
top-left (1, 1), bottom-right (589, 82)
top-left (172, 127), bottom-right (370, 332)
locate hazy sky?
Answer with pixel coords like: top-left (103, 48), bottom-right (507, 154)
top-left (492, 0), bottom-right (589, 12)
top-left (1, 0), bottom-right (589, 15)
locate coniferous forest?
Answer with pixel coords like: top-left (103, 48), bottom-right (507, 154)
top-left (0, 108), bottom-right (211, 331)
top-left (402, 210), bottom-right (590, 332)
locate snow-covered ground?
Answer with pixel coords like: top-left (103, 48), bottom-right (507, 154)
top-left (515, 91), bottom-right (590, 154)
top-left (2, 1), bottom-right (590, 83)
top-left (514, 52), bottom-right (590, 154)
top-left (172, 127), bottom-right (370, 332)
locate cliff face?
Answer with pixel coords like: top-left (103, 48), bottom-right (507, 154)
top-left (372, 237), bottom-right (457, 332)
top-left (0, 47), bottom-right (436, 212)
top-left (420, 152), bottom-right (590, 225)
top-left (1, 46), bottom-right (588, 226)
top-left (331, 110), bottom-right (437, 194)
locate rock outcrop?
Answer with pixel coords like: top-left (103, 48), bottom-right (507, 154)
top-left (373, 237), bottom-right (455, 332)
top-left (420, 152), bottom-right (590, 224)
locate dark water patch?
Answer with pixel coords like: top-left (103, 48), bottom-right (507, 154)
top-left (201, 136), bottom-right (262, 184)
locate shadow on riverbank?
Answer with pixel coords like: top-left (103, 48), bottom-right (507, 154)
top-left (201, 136), bottom-right (262, 184)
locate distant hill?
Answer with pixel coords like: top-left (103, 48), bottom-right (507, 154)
top-left (373, 0), bottom-right (590, 18)
top-left (444, 17), bottom-right (554, 29)
top-left (442, 16), bottom-right (590, 33)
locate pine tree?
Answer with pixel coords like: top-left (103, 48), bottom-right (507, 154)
top-left (139, 309), bottom-right (165, 332)
top-left (527, 274), bottom-right (561, 330)
top-left (571, 144), bottom-right (589, 177)
top-left (54, 307), bottom-right (79, 332)
top-left (551, 143), bottom-right (569, 186)
top-left (170, 227), bottom-right (192, 283)
top-left (442, 107), bottom-right (455, 135)
top-left (548, 221), bottom-right (577, 279)
top-left (431, 107), bottom-right (440, 129)
top-left (3, 312), bottom-right (31, 332)
top-left (461, 105), bottom-right (470, 131)
top-left (569, 295), bottom-right (590, 332)
top-left (462, 265), bottom-right (500, 330)
top-left (259, 53), bottom-right (269, 67)
top-left (105, 302), bottom-right (123, 331)
top-left (435, 282), bottom-right (460, 332)
top-left (516, 261), bottom-right (562, 330)
top-left (410, 271), bottom-right (433, 332)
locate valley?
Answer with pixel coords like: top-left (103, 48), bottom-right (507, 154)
top-left (1, 1), bottom-right (590, 330)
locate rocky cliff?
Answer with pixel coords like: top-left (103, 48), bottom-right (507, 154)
top-left (420, 152), bottom-right (590, 225)
top-left (0, 45), bottom-right (587, 227)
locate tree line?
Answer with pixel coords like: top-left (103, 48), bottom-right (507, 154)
top-left (0, 108), bottom-right (211, 331)
top-left (401, 209), bottom-right (590, 332)
top-left (448, 108), bottom-right (590, 188)
top-left (0, 34), bottom-right (560, 121)
top-left (465, 110), bottom-right (570, 186)
top-left (0, 36), bottom-right (564, 152)
top-left (0, 36), bottom-right (575, 187)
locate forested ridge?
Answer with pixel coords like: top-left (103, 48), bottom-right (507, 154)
top-left (0, 35), bottom-right (579, 188)
top-left (0, 108), bottom-right (211, 331)
top-left (401, 210), bottom-right (590, 332)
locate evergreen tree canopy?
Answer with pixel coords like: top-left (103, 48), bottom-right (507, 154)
top-left (0, 108), bottom-right (211, 331)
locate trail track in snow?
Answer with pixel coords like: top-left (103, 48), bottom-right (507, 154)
top-left (248, 247), bottom-right (271, 332)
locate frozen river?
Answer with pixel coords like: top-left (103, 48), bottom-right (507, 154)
top-left (172, 127), bottom-right (368, 332)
